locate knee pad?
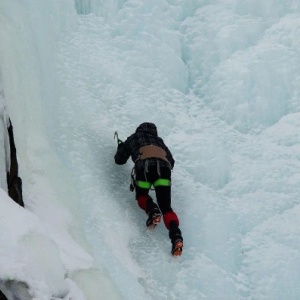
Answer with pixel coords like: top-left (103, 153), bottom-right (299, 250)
top-left (137, 195), bottom-right (148, 211)
top-left (163, 211), bottom-right (179, 230)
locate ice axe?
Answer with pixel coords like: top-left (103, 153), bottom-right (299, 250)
top-left (114, 131), bottom-right (123, 145)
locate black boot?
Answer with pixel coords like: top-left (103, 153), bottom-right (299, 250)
top-left (169, 221), bottom-right (183, 256)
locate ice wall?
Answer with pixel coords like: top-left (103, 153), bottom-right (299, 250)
top-left (0, 1), bottom-right (122, 299)
top-left (74, 0), bottom-right (126, 18)
top-left (1, 0), bottom-right (300, 298)
top-left (183, 0), bottom-right (300, 132)
top-left (55, 1), bottom-right (300, 298)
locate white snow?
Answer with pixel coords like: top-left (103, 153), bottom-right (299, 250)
top-left (1, 0), bottom-right (300, 299)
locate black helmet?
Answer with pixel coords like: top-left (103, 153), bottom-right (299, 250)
top-left (136, 122), bottom-right (157, 136)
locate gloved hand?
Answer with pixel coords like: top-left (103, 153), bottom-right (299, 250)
top-left (117, 141), bottom-right (124, 149)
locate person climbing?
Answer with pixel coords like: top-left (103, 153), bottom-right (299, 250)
top-left (114, 122), bottom-right (183, 256)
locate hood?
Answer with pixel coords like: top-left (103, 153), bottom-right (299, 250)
top-left (136, 122), bottom-right (158, 136)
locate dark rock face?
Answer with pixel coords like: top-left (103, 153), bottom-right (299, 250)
top-left (6, 119), bottom-right (24, 207)
top-left (0, 290), bottom-right (7, 300)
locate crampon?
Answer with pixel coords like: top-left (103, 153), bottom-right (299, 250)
top-left (171, 239), bottom-right (183, 256)
top-left (146, 212), bottom-right (162, 228)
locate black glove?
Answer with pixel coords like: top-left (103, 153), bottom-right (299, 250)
top-left (117, 141), bottom-right (124, 149)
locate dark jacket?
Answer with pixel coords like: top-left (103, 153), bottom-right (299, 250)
top-left (114, 122), bottom-right (175, 170)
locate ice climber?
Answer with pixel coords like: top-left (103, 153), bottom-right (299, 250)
top-left (114, 122), bottom-right (183, 256)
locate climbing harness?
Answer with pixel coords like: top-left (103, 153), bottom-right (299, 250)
top-left (114, 133), bottom-right (171, 192)
top-left (131, 159), bottom-right (171, 191)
